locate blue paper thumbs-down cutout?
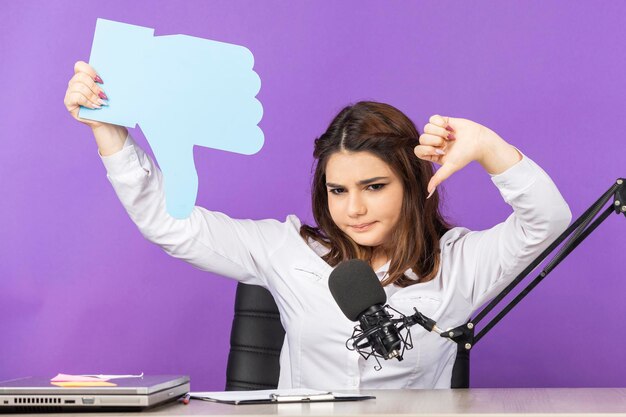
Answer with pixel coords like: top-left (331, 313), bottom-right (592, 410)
top-left (79, 19), bottom-right (264, 219)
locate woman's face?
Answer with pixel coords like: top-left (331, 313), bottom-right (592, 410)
top-left (325, 151), bottom-right (404, 248)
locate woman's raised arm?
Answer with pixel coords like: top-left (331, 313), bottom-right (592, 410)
top-left (65, 60), bottom-right (291, 288)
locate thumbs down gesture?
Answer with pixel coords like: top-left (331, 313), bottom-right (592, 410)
top-left (79, 19), bottom-right (264, 219)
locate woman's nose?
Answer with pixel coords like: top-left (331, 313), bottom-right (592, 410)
top-left (347, 195), bottom-right (367, 217)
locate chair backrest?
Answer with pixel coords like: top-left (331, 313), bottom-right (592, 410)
top-left (451, 346), bottom-right (470, 388)
top-left (225, 283), bottom-right (285, 390)
top-left (226, 282), bottom-right (469, 390)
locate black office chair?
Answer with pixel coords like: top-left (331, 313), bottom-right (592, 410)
top-left (225, 283), bottom-right (285, 390)
top-left (225, 283), bottom-right (469, 390)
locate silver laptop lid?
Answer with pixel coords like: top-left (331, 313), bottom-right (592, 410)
top-left (0, 375), bottom-right (190, 411)
top-left (0, 375), bottom-right (189, 395)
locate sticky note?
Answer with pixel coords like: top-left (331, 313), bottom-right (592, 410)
top-left (79, 19), bottom-right (264, 218)
top-left (51, 373), bottom-right (106, 382)
top-left (51, 381), bottom-right (117, 387)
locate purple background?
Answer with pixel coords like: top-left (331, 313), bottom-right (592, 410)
top-left (1, 1), bottom-right (624, 390)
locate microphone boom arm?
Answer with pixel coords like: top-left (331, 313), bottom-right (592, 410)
top-left (439, 178), bottom-right (626, 351)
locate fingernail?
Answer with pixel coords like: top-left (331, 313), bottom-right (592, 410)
top-left (98, 98), bottom-right (108, 106)
top-left (98, 91), bottom-right (108, 100)
top-left (435, 149), bottom-right (446, 155)
top-left (445, 125), bottom-right (454, 132)
top-left (447, 133), bottom-right (456, 141)
top-left (427, 188), bottom-right (436, 199)
top-left (95, 75), bottom-right (104, 84)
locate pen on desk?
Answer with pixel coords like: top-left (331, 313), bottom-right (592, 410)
top-left (180, 393), bottom-right (191, 405)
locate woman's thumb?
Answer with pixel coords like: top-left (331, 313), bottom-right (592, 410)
top-left (427, 163), bottom-right (456, 197)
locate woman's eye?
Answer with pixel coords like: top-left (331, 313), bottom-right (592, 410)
top-left (328, 184), bottom-right (385, 195)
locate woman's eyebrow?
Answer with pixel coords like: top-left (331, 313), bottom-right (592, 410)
top-left (325, 176), bottom-right (390, 188)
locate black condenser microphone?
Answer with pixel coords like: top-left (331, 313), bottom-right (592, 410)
top-left (328, 259), bottom-right (404, 361)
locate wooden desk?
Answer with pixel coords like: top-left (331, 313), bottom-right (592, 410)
top-left (17, 388), bottom-right (626, 416)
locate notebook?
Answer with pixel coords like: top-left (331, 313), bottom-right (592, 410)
top-left (190, 388), bottom-right (375, 405)
top-left (0, 375), bottom-right (189, 412)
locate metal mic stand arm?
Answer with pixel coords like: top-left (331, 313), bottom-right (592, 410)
top-left (443, 178), bottom-right (625, 351)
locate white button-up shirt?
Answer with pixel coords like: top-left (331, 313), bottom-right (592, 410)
top-left (101, 133), bottom-right (571, 389)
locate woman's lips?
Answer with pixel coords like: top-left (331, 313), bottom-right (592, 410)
top-left (351, 222), bottom-right (376, 232)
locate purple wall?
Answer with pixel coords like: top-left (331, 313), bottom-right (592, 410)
top-left (1, 1), bottom-right (624, 390)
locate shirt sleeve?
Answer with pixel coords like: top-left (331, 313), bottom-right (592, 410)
top-left (100, 133), bottom-right (294, 288)
top-left (445, 149), bottom-right (572, 311)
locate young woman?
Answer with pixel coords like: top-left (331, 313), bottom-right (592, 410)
top-left (64, 61), bottom-right (572, 389)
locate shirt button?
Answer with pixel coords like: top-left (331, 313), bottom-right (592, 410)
top-left (129, 154), bottom-right (137, 161)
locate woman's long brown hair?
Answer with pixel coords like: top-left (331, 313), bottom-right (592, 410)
top-left (299, 101), bottom-right (453, 287)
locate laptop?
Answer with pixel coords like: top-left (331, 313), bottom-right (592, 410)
top-left (0, 375), bottom-right (189, 413)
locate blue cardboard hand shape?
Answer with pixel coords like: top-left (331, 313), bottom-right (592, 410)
top-left (79, 19), bottom-right (264, 219)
